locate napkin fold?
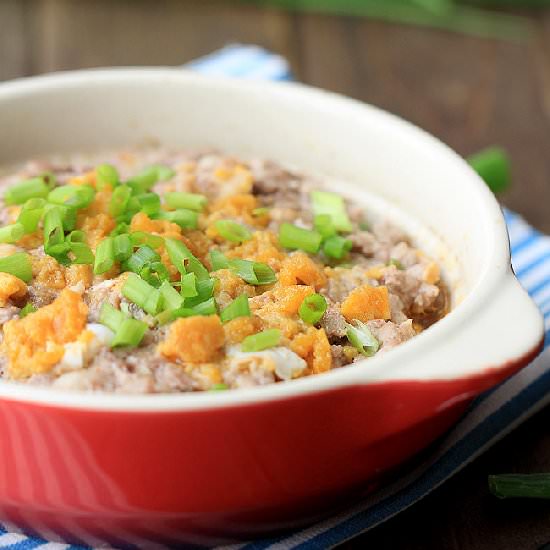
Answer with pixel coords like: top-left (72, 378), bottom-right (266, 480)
top-left (1, 46), bottom-right (548, 550)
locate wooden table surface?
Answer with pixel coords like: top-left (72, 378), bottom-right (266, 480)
top-left (2, 1), bottom-right (550, 548)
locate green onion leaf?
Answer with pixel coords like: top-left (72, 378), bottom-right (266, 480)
top-left (69, 242), bottom-right (94, 265)
top-left (99, 302), bottom-right (126, 332)
top-left (229, 259), bottom-right (277, 286)
top-left (0, 223), bottom-right (24, 244)
top-left (93, 237), bottom-right (115, 275)
top-left (389, 258), bottom-right (404, 270)
top-left (153, 209), bottom-right (198, 229)
top-left (129, 231), bottom-right (164, 249)
top-left (311, 190), bottom-right (352, 232)
top-left (159, 280), bottom-right (184, 310)
top-left (314, 214), bottom-right (337, 239)
top-left (48, 185), bottom-right (95, 209)
top-left (346, 321), bottom-right (380, 357)
top-left (67, 230), bottom-right (85, 243)
top-left (210, 383), bottom-right (229, 391)
top-left (220, 294), bottom-right (251, 323)
top-left (122, 273), bottom-right (164, 315)
top-left (110, 222), bottom-right (129, 237)
top-left (111, 317), bottom-right (148, 348)
top-left (241, 329), bottom-right (281, 352)
top-left (0, 252), bottom-right (32, 282)
top-left (156, 307), bottom-right (195, 325)
top-left (165, 238), bottom-right (209, 280)
top-left (124, 245), bottom-right (160, 274)
top-left (215, 219), bottom-right (252, 243)
top-left (299, 293), bottom-right (327, 325)
top-left (109, 185), bottom-right (132, 217)
top-left (19, 303), bottom-right (36, 318)
top-left (136, 192), bottom-right (161, 215)
top-left (4, 177), bottom-right (49, 205)
top-left (17, 198), bottom-right (46, 233)
top-left (140, 261), bottom-right (170, 288)
top-left (279, 223), bottom-right (322, 254)
top-left (96, 164), bottom-right (119, 188)
top-left (183, 278), bottom-right (215, 307)
top-left (113, 234), bottom-right (133, 262)
top-left (180, 272), bottom-right (198, 298)
top-left (191, 297), bottom-right (217, 316)
top-left (43, 206), bottom-right (70, 264)
top-left (165, 191), bottom-right (207, 212)
top-left (210, 250), bottom-right (229, 271)
top-left (467, 147), bottom-right (511, 194)
top-left (323, 235), bottom-right (352, 259)
top-left (126, 165), bottom-right (175, 195)
top-left (488, 474), bottom-right (550, 500)
top-left (252, 207), bottom-right (269, 217)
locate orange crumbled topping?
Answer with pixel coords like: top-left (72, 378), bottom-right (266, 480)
top-left (423, 262), bottom-right (440, 285)
top-left (341, 284), bottom-right (391, 322)
top-left (365, 265), bottom-right (385, 280)
top-left (130, 212), bottom-right (181, 239)
top-left (223, 316), bottom-right (260, 344)
top-left (208, 194), bottom-right (266, 228)
top-left (68, 171), bottom-right (96, 187)
top-left (158, 315), bottom-right (225, 364)
top-left (291, 327), bottom-right (332, 374)
top-left (213, 269), bottom-right (254, 300)
top-left (65, 264), bottom-right (93, 288)
top-left (253, 284), bottom-right (314, 316)
top-left (278, 252), bottom-right (327, 290)
top-left (0, 273), bottom-right (27, 306)
top-left (226, 231), bottom-right (285, 270)
top-left (3, 289), bottom-right (88, 379)
top-left (76, 188), bottom-right (116, 249)
top-left (32, 255), bottom-right (67, 290)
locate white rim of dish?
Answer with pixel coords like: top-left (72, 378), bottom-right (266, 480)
top-left (0, 68), bottom-right (513, 411)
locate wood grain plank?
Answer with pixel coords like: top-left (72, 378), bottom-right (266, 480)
top-left (27, 0), bottom-right (299, 74)
top-left (0, 0), bottom-right (29, 81)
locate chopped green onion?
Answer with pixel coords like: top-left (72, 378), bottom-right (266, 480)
top-left (241, 329), bottom-right (281, 352)
top-left (299, 293), bottom-right (327, 325)
top-left (229, 259), bottom-right (277, 286)
top-left (99, 302), bottom-right (126, 332)
top-left (180, 272), bottom-right (198, 298)
top-left (210, 383), bottom-right (228, 391)
top-left (54, 204), bottom-right (77, 233)
top-left (129, 231), bottom-right (164, 249)
top-left (159, 280), bottom-right (184, 310)
top-left (191, 297), bottom-right (217, 316)
top-left (126, 164), bottom-right (175, 194)
top-left (156, 306), bottom-right (196, 325)
top-left (113, 234), bottom-right (133, 262)
top-left (119, 196), bottom-right (141, 223)
top-left (323, 235), bottom-right (352, 259)
top-left (17, 198), bottom-right (46, 233)
top-left (122, 273), bottom-right (164, 315)
top-left (109, 185), bottom-right (132, 217)
top-left (165, 238), bottom-right (209, 280)
top-left (220, 294), bottom-right (251, 323)
top-left (389, 258), bottom-right (404, 270)
top-left (40, 172), bottom-right (57, 189)
top-left (215, 219), bottom-right (252, 243)
top-left (48, 185), bottom-right (95, 209)
top-left (96, 164), bottom-right (119, 188)
top-left (43, 207), bottom-right (70, 264)
top-left (0, 223), bottom-right (24, 244)
top-left (67, 230), bottom-right (85, 243)
top-left (19, 303), bottom-right (36, 317)
top-left (111, 317), bottom-right (148, 348)
top-left (359, 221), bottom-right (370, 231)
top-left (4, 177), bottom-right (49, 205)
top-left (252, 207), bottom-right (269, 217)
top-left (314, 214), bottom-right (337, 239)
top-left (68, 242), bottom-right (94, 265)
top-left (467, 147), bottom-right (511, 194)
top-left (279, 223), bottom-right (322, 254)
top-left (111, 222), bottom-right (130, 237)
top-left (183, 278), bottom-right (215, 307)
top-left (140, 261), bottom-right (170, 288)
top-left (124, 245), bottom-right (160, 274)
top-left (311, 190), bottom-right (352, 232)
top-left (0, 252), bottom-right (32, 282)
top-left (136, 192), bottom-right (161, 215)
top-left (164, 191), bottom-right (207, 212)
top-left (94, 237), bottom-right (115, 275)
top-left (488, 474), bottom-right (550, 500)
top-left (210, 250), bottom-right (229, 271)
top-left (154, 209), bottom-right (198, 229)
top-left (346, 321), bottom-right (380, 357)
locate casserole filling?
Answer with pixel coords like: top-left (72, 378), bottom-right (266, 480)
top-left (0, 150), bottom-right (448, 392)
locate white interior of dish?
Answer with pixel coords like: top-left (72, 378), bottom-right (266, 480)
top-left (0, 69), bottom-right (540, 410)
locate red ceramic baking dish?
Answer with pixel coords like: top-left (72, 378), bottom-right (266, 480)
top-left (0, 69), bottom-right (543, 547)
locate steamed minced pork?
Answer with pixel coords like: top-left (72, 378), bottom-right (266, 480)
top-left (0, 150), bottom-right (448, 393)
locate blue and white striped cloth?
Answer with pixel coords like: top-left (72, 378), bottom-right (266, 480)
top-left (2, 45), bottom-right (550, 550)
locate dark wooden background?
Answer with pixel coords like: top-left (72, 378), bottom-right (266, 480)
top-left (2, 1), bottom-right (550, 548)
